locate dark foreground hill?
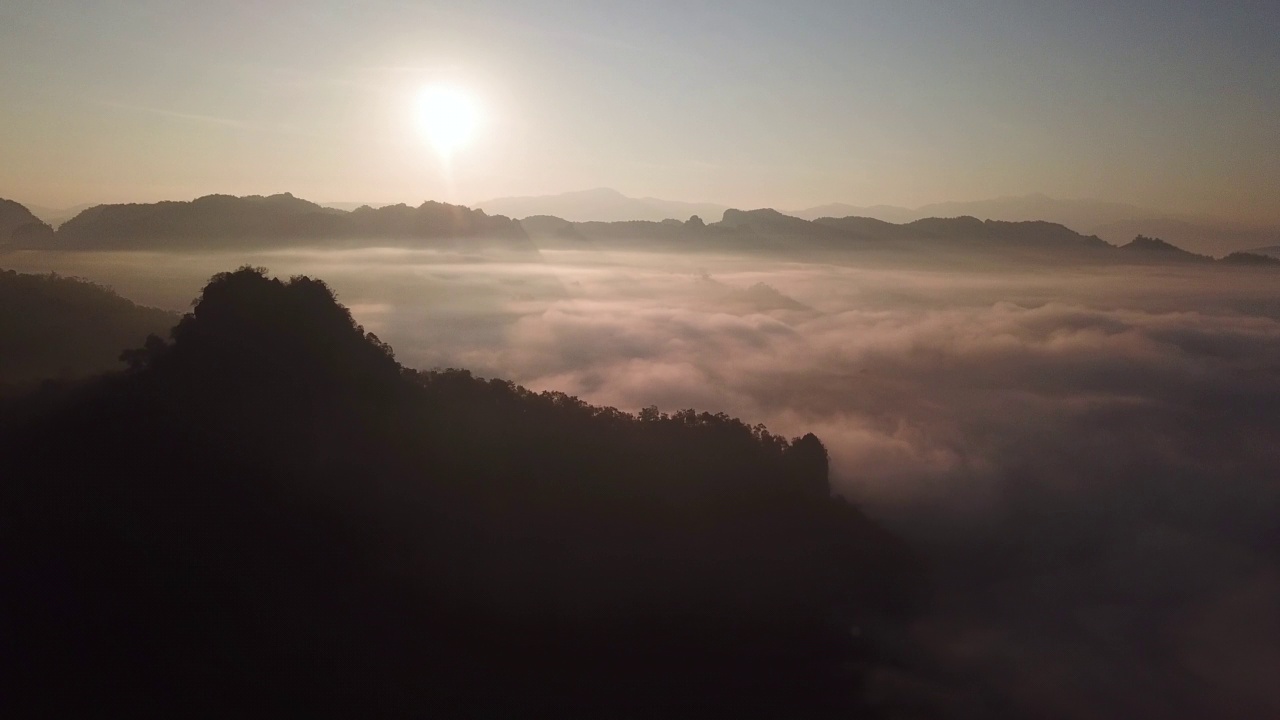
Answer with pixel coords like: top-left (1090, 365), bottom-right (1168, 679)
top-left (0, 269), bottom-right (177, 387)
top-left (0, 268), bottom-right (923, 717)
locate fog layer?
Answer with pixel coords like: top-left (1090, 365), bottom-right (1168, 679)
top-left (6, 246), bottom-right (1279, 718)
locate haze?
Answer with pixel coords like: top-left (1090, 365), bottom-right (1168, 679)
top-left (3, 1), bottom-right (1279, 225)
top-left (5, 1), bottom-right (1280, 718)
top-left (6, 241), bottom-right (1280, 716)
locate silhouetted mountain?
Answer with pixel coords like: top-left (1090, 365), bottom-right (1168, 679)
top-left (518, 214), bottom-right (596, 249)
top-left (520, 209), bottom-right (1268, 267)
top-left (16, 191), bottom-right (1268, 270)
top-left (478, 187), bottom-right (730, 223)
top-left (1246, 245), bottom-right (1280, 259)
top-left (20, 202), bottom-right (93, 229)
top-left (916, 194), bottom-right (1151, 232)
top-left (1118, 235), bottom-right (1213, 263)
top-left (721, 207), bottom-right (848, 236)
top-left (546, 217), bottom-right (714, 249)
top-left (1, 267), bottom-right (922, 717)
top-left (319, 201), bottom-right (392, 212)
top-left (1219, 251), bottom-right (1280, 266)
top-left (0, 269), bottom-right (177, 387)
top-left (788, 203), bottom-right (921, 224)
top-left (720, 211), bottom-right (1112, 254)
top-left (35, 193), bottom-right (533, 253)
top-left (809, 215), bottom-right (912, 239)
top-left (791, 193), bottom-right (1153, 231)
top-left (812, 215), bottom-right (1112, 248)
top-left (1093, 217), bottom-right (1280, 256)
top-left (341, 201), bottom-right (532, 253)
top-left (0, 199), bottom-right (55, 248)
top-left (792, 195), bottom-right (1280, 257)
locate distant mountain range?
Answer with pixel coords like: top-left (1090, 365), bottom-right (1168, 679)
top-left (790, 194), bottom-right (1151, 231)
top-left (520, 206), bottom-right (1279, 267)
top-left (803, 196), bottom-right (1280, 257)
top-left (472, 189), bottom-right (1280, 257)
top-left (476, 187), bottom-right (730, 225)
top-left (23, 189), bottom-right (1280, 256)
top-left (3, 193), bottom-right (1277, 269)
top-left (1090, 218), bottom-right (1280, 258)
top-left (4, 193), bottom-right (532, 253)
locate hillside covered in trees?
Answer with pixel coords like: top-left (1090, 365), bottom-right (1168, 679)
top-left (1, 267), bottom-right (923, 717)
top-left (0, 198), bottom-right (54, 246)
top-left (0, 269), bottom-right (177, 388)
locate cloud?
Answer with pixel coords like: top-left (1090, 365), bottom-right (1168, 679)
top-left (8, 246), bottom-right (1280, 718)
top-left (359, 253), bottom-right (1280, 719)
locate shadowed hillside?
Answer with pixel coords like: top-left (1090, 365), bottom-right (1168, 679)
top-left (0, 269), bottom-right (177, 387)
top-left (1118, 234), bottom-right (1214, 262)
top-left (0, 199), bottom-right (55, 248)
top-left (1, 267), bottom-right (924, 718)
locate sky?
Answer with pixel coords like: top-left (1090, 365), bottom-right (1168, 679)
top-left (1, 0), bottom-right (1277, 222)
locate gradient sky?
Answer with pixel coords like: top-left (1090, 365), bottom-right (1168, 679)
top-left (2, 0), bottom-right (1277, 222)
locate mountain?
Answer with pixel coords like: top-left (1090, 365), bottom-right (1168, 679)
top-left (811, 215), bottom-right (1111, 249)
top-left (0, 269), bottom-right (178, 387)
top-left (788, 203), bottom-right (921, 224)
top-left (11, 191), bottom-right (1271, 268)
top-left (32, 192), bottom-right (1278, 257)
top-left (1114, 235), bottom-right (1280, 266)
top-left (0, 267), bottom-right (921, 716)
top-left (1117, 235), bottom-right (1213, 262)
top-left (790, 194), bottom-right (1152, 230)
top-left (1219, 251), bottom-right (1280, 266)
top-left (21, 202), bottom-right (94, 229)
top-left (319, 201), bottom-right (392, 212)
top-left (31, 193), bottom-right (533, 252)
top-left (721, 207), bottom-right (848, 235)
top-left (523, 209), bottom-right (1276, 270)
top-left (916, 194), bottom-right (1151, 231)
top-left (791, 194), bottom-right (1280, 256)
top-left (533, 207), bottom-right (1114, 256)
top-left (1246, 245), bottom-right (1280, 259)
top-left (1092, 217), bottom-right (1280, 256)
top-left (477, 187), bottom-right (730, 223)
top-left (0, 199), bottom-right (55, 248)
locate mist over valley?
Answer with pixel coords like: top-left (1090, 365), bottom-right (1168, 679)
top-left (5, 0), bottom-right (1279, 715)
top-left (5, 194), bottom-right (1279, 716)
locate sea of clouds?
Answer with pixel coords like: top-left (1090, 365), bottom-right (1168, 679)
top-left (7, 245), bottom-right (1280, 718)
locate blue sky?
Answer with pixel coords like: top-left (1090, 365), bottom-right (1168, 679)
top-left (2, 0), bottom-right (1276, 221)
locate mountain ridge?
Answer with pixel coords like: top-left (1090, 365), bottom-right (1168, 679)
top-left (477, 187), bottom-right (730, 224)
top-left (17, 190), bottom-right (1277, 256)
top-left (0, 199), bottom-right (55, 247)
top-left (13, 193), bottom-right (532, 253)
top-left (3, 194), bottom-right (1274, 267)
top-left (474, 188), bottom-right (1278, 256)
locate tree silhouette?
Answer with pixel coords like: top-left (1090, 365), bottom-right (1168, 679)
top-left (1, 266), bottom-right (923, 718)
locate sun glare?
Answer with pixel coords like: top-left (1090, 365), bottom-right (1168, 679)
top-left (416, 84), bottom-right (479, 157)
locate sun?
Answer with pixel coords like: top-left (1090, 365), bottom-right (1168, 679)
top-left (415, 84), bottom-right (479, 157)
